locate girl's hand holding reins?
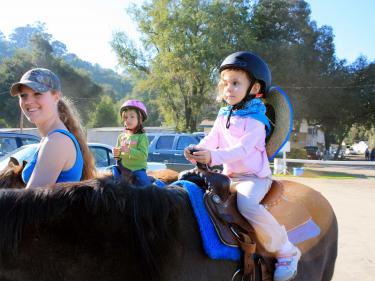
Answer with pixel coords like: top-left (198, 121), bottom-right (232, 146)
top-left (184, 146), bottom-right (197, 164)
top-left (185, 146), bottom-right (212, 165)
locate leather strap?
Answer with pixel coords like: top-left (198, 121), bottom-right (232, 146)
top-left (231, 228), bottom-right (256, 277)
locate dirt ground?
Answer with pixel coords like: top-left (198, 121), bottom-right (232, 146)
top-left (274, 164), bottom-right (375, 281)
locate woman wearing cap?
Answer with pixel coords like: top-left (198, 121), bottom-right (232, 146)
top-left (112, 99), bottom-right (151, 187)
top-left (184, 51), bottom-right (301, 281)
top-left (10, 68), bottom-right (96, 188)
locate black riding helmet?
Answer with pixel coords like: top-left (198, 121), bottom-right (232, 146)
top-left (219, 51), bottom-right (272, 96)
top-left (219, 51), bottom-right (272, 128)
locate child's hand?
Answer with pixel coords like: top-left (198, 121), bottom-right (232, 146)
top-left (184, 145), bottom-right (194, 160)
top-left (112, 147), bottom-right (121, 159)
top-left (184, 146), bottom-right (211, 165)
top-left (184, 146), bottom-right (197, 164)
top-left (190, 149), bottom-right (212, 165)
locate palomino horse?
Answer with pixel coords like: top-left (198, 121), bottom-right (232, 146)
top-left (0, 158), bottom-right (337, 281)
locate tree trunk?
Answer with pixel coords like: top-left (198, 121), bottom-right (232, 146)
top-left (334, 133), bottom-right (347, 160)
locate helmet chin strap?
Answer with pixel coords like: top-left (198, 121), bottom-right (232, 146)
top-left (225, 80), bottom-right (256, 129)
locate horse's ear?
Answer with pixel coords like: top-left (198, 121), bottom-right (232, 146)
top-left (22, 160), bottom-right (27, 168)
top-left (8, 157), bottom-right (20, 167)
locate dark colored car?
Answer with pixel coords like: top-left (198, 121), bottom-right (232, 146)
top-left (304, 146), bottom-right (322, 160)
top-left (147, 133), bottom-right (202, 164)
top-left (0, 132), bottom-right (40, 158)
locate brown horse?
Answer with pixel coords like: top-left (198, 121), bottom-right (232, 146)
top-left (0, 157), bottom-right (27, 188)
top-left (0, 159), bottom-right (337, 281)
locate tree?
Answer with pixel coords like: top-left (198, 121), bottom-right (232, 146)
top-left (51, 40), bottom-right (68, 57)
top-left (0, 52), bottom-right (35, 127)
top-left (0, 31), bottom-right (13, 61)
top-left (112, 0), bottom-right (253, 132)
top-left (305, 57), bottom-right (375, 158)
top-left (87, 96), bottom-right (119, 128)
top-left (345, 126), bottom-right (371, 144)
top-left (249, 0), bottom-right (337, 118)
top-left (30, 34), bottom-right (54, 66)
top-left (8, 22), bottom-right (51, 49)
top-left (248, 0), bottom-right (375, 158)
top-left (352, 60), bottom-right (375, 127)
top-left (112, 0), bottom-right (344, 132)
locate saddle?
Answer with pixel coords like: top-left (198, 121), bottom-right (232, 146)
top-left (179, 168), bottom-right (311, 279)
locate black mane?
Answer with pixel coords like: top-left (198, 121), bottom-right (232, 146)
top-left (0, 177), bottom-right (185, 281)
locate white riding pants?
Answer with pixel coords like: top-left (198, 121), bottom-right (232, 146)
top-left (231, 174), bottom-right (292, 254)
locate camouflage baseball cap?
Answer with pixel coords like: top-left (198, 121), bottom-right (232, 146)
top-left (10, 68), bottom-right (61, 96)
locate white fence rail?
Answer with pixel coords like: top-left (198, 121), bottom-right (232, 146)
top-left (273, 157), bottom-right (375, 175)
top-left (283, 158), bottom-right (375, 166)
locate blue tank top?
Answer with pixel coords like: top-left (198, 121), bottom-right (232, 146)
top-left (22, 129), bottom-right (84, 184)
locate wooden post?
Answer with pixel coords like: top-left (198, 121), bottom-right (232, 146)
top-left (19, 110), bottom-right (23, 133)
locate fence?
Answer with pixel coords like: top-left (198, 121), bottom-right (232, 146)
top-left (273, 157), bottom-right (375, 175)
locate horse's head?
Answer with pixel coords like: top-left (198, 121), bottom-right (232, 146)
top-left (0, 157), bottom-right (26, 189)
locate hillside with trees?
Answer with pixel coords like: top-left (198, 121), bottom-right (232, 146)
top-left (0, 23), bottom-right (136, 128)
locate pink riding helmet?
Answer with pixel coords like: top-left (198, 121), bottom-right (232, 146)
top-left (120, 99), bottom-right (148, 121)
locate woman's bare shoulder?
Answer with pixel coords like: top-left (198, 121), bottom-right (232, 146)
top-left (41, 132), bottom-right (76, 155)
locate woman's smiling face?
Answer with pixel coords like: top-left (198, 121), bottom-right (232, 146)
top-left (18, 85), bottom-right (59, 125)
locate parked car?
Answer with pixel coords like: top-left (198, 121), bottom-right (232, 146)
top-left (192, 132), bottom-right (206, 140)
top-left (147, 133), bottom-right (202, 164)
top-left (304, 146), bottom-right (322, 160)
top-left (0, 143), bottom-right (166, 172)
top-left (0, 132), bottom-right (40, 158)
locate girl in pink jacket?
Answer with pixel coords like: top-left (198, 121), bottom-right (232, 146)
top-left (184, 51), bottom-right (300, 281)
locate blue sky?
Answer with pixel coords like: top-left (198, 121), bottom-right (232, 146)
top-left (1, 0), bottom-right (374, 70)
top-left (308, 0), bottom-right (375, 63)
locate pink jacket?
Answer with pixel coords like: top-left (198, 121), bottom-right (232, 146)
top-left (197, 115), bottom-right (271, 178)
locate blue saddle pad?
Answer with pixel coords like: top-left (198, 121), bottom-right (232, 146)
top-left (172, 180), bottom-right (241, 261)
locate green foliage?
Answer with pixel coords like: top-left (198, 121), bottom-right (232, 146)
top-left (112, 0), bottom-right (372, 136)
top-left (0, 52), bottom-right (35, 127)
top-left (287, 148), bottom-right (308, 159)
top-left (251, 1), bottom-right (375, 151)
top-left (286, 148), bottom-right (307, 168)
top-left (0, 37), bottom-right (105, 127)
top-left (87, 96), bottom-right (119, 128)
top-left (8, 22), bottom-right (51, 49)
top-left (1, 23), bottom-right (132, 102)
top-left (0, 118), bottom-right (8, 128)
top-left (126, 79), bottom-right (163, 127)
top-left (112, 0), bottom-right (253, 132)
top-left (345, 125), bottom-right (370, 144)
top-left (63, 55), bottom-right (133, 101)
